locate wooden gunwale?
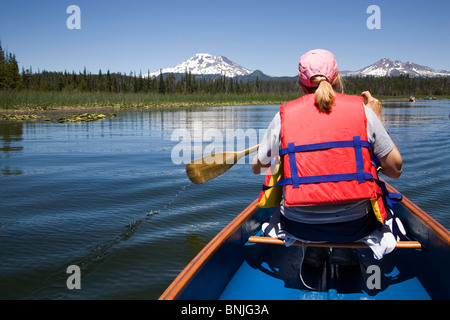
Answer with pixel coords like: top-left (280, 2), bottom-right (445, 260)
top-left (159, 182), bottom-right (449, 300)
top-left (158, 198), bottom-right (260, 300)
top-left (386, 183), bottom-right (450, 244)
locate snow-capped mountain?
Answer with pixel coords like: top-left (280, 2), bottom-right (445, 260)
top-left (343, 58), bottom-right (450, 77)
top-left (146, 53), bottom-right (253, 78)
top-left (146, 54), bottom-right (449, 79)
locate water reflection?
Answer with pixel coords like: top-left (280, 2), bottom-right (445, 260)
top-left (383, 100), bottom-right (450, 128)
top-left (0, 102), bottom-right (449, 300)
top-left (106, 107), bottom-right (271, 161)
top-left (145, 105), bottom-right (268, 134)
top-left (0, 121), bottom-right (24, 175)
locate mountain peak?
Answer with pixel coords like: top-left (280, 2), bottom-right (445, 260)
top-left (147, 53), bottom-right (253, 78)
top-left (146, 54), bottom-right (449, 79)
top-left (343, 58), bottom-right (450, 77)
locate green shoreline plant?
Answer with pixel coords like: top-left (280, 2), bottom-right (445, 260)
top-left (1, 91), bottom-right (447, 111)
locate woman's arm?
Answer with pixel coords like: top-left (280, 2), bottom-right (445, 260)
top-left (362, 91), bottom-right (403, 179)
top-left (253, 112), bottom-right (281, 175)
top-left (379, 145), bottom-right (403, 179)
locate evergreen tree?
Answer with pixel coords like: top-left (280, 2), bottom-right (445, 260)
top-left (21, 67), bottom-right (31, 90)
top-left (0, 43), bottom-right (5, 89)
top-left (158, 70), bottom-right (166, 94)
top-left (5, 53), bottom-right (21, 89)
top-left (106, 70), bottom-right (113, 92)
top-left (0, 44), bottom-right (21, 89)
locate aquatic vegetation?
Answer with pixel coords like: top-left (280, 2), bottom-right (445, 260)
top-left (0, 114), bottom-right (44, 121)
top-left (147, 210), bottom-right (160, 217)
top-left (2, 91), bottom-right (448, 111)
top-left (0, 112), bottom-right (117, 123)
top-left (0, 91), bottom-right (304, 110)
top-left (58, 113), bottom-right (116, 123)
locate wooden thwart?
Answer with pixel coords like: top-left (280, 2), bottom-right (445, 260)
top-left (248, 236), bottom-right (422, 249)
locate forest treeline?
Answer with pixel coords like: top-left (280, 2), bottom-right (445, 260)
top-left (1, 44), bottom-right (448, 97)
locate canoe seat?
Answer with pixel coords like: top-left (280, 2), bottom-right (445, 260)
top-left (248, 236), bottom-right (422, 249)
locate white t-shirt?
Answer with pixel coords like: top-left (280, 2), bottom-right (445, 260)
top-left (258, 105), bottom-right (394, 224)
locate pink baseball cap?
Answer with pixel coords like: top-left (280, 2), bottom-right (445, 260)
top-left (298, 49), bottom-right (339, 87)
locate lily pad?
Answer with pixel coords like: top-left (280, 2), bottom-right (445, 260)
top-left (0, 114), bottom-right (44, 121)
top-left (58, 113), bottom-right (116, 123)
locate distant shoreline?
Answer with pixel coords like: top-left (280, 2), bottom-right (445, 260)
top-left (0, 91), bottom-right (300, 111)
top-left (0, 91), bottom-right (448, 118)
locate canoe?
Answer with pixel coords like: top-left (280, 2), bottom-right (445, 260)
top-left (159, 182), bottom-right (450, 300)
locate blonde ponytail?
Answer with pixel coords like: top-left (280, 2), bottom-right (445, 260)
top-left (306, 74), bottom-right (343, 113)
top-left (310, 76), bottom-right (334, 113)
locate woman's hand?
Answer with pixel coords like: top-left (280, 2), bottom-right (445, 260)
top-left (361, 91), bottom-right (382, 122)
top-left (252, 155), bottom-right (270, 175)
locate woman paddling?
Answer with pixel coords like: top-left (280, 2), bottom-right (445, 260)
top-left (252, 49), bottom-right (403, 267)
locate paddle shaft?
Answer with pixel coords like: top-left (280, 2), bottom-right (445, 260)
top-left (239, 144), bottom-right (259, 160)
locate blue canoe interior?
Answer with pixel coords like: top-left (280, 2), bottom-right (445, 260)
top-left (160, 183), bottom-right (450, 300)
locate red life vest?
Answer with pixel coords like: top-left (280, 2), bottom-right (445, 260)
top-left (279, 93), bottom-right (387, 222)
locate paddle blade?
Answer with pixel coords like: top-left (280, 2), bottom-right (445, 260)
top-left (186, 162), bottom-right (235, 184)
top-left (185, 145), bottom-right (259, 185)
top-left (186, 152), bottom-right (237, 184)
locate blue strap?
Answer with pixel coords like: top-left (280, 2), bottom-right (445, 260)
top-left (373, 179), bottom-right (408, 240)
top-left (353, 136), bottom-right (366, 183)
top-left (262, 172), bottom-right (376, 191)
top-left (287, 142), bottom-right (300, 188)
top-left (279, 139), bottom-right (373, 156)
top-left (373, 154), bottom-right (381, 169)
top-left (269, 136), bottom-right (376, 191)
top-left (374, 179), bottom-right (403, 210)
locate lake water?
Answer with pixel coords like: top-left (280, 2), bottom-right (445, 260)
top-left (1, 99), bottom-right (449, 299)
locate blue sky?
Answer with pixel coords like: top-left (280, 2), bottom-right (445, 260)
top-left (0, 0), bottom-right (449, 76)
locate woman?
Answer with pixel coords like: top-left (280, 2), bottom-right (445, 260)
top-left (252, 49), bottom-right (402, 266)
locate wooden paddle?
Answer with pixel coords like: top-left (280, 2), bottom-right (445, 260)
top-left (186, 145), bottom-right (259, 184)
